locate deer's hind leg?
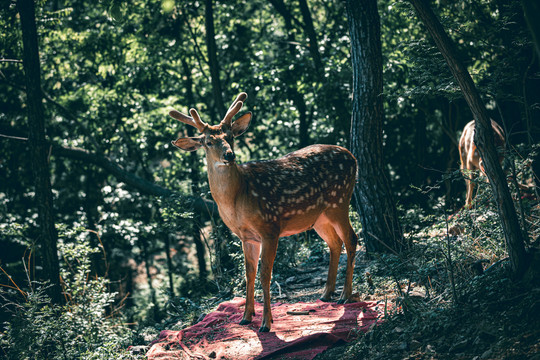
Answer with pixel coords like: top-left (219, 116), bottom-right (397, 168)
top-left (313, 217), bottom-right (343, 302)
top-left (462, 159), bottom-right (478, 209)
top-left (321, 208), bottom-right (358, 304)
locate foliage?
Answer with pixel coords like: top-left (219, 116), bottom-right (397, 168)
top-left (1, 233), bottom-right (139, 360)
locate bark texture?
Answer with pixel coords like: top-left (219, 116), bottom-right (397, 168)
top-left (205, 0), bottom-right (225, 116)
top-left (18, 0), bottom-right (62, 303)
top-left (346, 0), bottom-right (404, 253)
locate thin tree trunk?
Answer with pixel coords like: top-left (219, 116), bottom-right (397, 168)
top-left (205, 0), bottom-right (225, 117)
top-left (298, 0), bottom-right (351, 141)
top-left (270, 0), bottom-right (351, 144)
top-left (140, 236), bottom-right (158, 321)
top-left (522, 0), bottom-right (540, 58)
top-left (182, 58), bottom-right (208, 281)
top-left (17, 0), bottom-right (62, 303)
top-left (298, 0), bottom-right (324, 75)
top-left (163, 232), bottom-right (175, 296)
top-left (443, 102), bottom-right (460, 211)
top-left (346, 0), bottom-right (404, 254)
top-left (269, 0), bottom-right (310, 147)
top-left (410, 0), bottom-right (528, 277)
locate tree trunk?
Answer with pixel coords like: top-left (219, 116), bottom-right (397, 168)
top-left (140, 235), bottom-right (159, 321)
top-left (442, 101), bottom-right (460, 211)
top-left (410, 0), bottom-right (528, 277)
top-left (269, 0), bottom-right (310, 148)
top-left (17, 0), bottom-right (62, 303)
top-left (346, 0), bottom-right (404, 253)
top-left (205, 0), bottom-right (225, 117)
top-left (163, 232), bottom-right (175, 296)
top-left (182, 58), bottom-right (208, 281)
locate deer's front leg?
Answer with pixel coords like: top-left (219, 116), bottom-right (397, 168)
top-left (240, 240), bottom-right (260, 325)
top-left (465, 177), bottom-right (475, 208)
top-left (259, 237), bottom-right (279, 332)
top-left (464, 164), bottom-right (477, 209)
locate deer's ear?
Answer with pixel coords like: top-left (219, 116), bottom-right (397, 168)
top-left (232, 112), bottom-right (252, 137)
top-left (172, 137), bottom-right (203, 152)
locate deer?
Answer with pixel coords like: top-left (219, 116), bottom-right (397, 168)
top-left (459, 119), bottom-right (505, 208)
top-left (169, 93), bottom-right (358, 332)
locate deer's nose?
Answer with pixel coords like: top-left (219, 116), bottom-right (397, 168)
top-left (224, 151), bottom-right (236, 162)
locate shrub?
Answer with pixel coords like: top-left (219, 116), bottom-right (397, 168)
top-left (1, 234), bottom-right (140, 360)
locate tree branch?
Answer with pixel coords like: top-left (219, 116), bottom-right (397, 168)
top-left (0, 58), bottom-right (23, 63)
top-left (1, 132), bottom-right (218, 220)
top-left (50, 144), bottom-right (218, 220)
top-left (268, 0), bottom-right (304, 29)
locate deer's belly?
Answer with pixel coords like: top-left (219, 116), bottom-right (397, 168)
top-left (217, 202), bottom-right (320, 240)
top-left (279, 213), bottom-right (318, 237)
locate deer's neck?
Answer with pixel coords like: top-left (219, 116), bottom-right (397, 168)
top-left (207, 160), bottom-right (245, 207)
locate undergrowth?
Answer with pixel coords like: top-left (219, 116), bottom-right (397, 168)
top-left (0, 230), bottom-right (141, 360)
top-left (2, 157), bottom-right (537, 359)
top-left (317, 169), bottom-right (540, 360)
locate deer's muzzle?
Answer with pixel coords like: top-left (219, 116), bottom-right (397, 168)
top-left (224, 151), bottom-right (236, 163)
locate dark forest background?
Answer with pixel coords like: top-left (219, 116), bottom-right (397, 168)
top-left (1, 0), bottom-right (539, 358)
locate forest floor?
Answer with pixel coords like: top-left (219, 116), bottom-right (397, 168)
top-left (260, 204), bottom-right (540, 359)
top-left (301, 249), bottom-right (540, 360)
top-left (141, 201), bottom-right (540, 360)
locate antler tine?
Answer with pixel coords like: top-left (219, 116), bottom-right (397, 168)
top-left (222, 101), bottom-right (244, 126)
top-left (169, 108), bottom-right (208, 133)
top-left (222, 92), bottom-right (248, 125)
top-left (189, 108), bottom-right (208, 132)
top-left (229, 92), bottom-right (248, 111)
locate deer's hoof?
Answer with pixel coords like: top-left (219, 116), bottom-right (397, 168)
top-left (259, 326), bottom-right (270, 332)
top-left (337, 299), bottom-right (346, 304)
top-left (239, 319), bottom-right (251, 326)
top-left (320, 297), bottom-right (332, 303)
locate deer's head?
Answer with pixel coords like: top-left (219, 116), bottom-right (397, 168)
top-left (170, 93), bottom-right (252, 169)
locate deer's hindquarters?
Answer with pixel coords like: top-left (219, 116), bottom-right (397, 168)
top-left (458, 120), bottom-right (505, 207)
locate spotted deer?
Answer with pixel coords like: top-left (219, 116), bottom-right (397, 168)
top-left (170, 93), bottom-right (358, 332)
top-left (459, 119), bottom-right (505, 208)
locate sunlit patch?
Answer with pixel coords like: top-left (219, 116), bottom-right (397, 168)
top-left (214, 161), bottom-right (227, 169)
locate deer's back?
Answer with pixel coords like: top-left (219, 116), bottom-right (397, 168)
top-left (240, 144), bottom-right (357, 224)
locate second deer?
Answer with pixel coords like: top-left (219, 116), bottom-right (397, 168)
top-left (170, 93), bottom-right (358, 332)
top-left (459, 119), bottom-right (505, 208)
